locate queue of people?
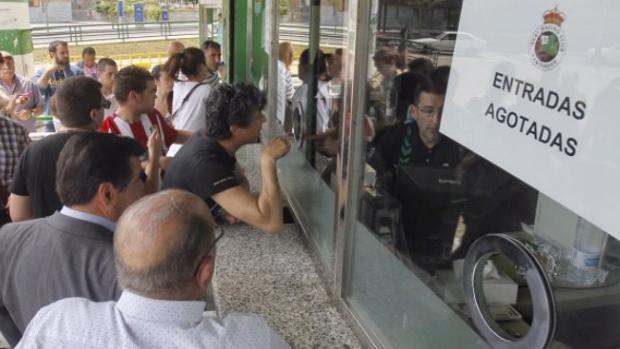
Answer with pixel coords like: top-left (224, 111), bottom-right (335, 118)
top-left (0, 40), bottom-right (293, 348)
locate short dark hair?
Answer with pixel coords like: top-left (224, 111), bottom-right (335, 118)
top-left (201, 40), bottom-right (221, 51)
top-left (407, 57), bottom-right (434, 75)
top-left (413, 71), bottom-right (446, 106)
top-left (56, 132), bottom-right (145, 206)
top-left (205, 82), bottom-right (266, 140)
top-left (299, 48), bottom-right (326, 76)
top-left (82, 47), bottom-right (96, 57)
top-left (55, 76), bottom-right (102, 127)
top-left (394, 72), bottom-right (428, 121)
top-left (163, 47), bottom-right (206, 80)
top-left (431, 65), bottom-right (451, 91)
top-left (96, 57), bottom-right (117, 73)
top-left (48, 40), bottom-right (68, 54)
top-left (114, 65), bottom-right (153, 103)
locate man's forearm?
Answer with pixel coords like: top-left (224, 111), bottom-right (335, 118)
top-left (36, 69), bottom-right (53, 89)
top-left (257, 154), bottom-right (283, 233)
top-left (143, 157), bottom-right (160, 194)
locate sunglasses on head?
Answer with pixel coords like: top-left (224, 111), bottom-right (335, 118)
top-left (100, 98), bottom-right (112, 109)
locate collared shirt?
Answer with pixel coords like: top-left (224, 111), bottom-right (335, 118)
top-left (60, 206), bottom-right (116, 232)
top-left (17, 291), bottom-right (290, 348)
top-left (0, 116), bottom-right (29, 193)
top-left (0, 74), bottom-right (43, 132)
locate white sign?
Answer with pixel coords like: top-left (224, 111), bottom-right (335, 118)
top-left (441, 0), bottom-right (620, 238)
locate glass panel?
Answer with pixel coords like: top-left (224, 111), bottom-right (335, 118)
top-left (275, 0), bottom-right (351, 268)
top-left (343, 1), bottom-right (620, 348)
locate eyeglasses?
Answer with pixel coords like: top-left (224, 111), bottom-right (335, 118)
top-left (192, 226), bottom-right (225, 277)
top-left (100, 98), bottom-right (112, 109)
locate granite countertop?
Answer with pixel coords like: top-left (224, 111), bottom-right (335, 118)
top-left (211, 144), bottom-right (362, 349)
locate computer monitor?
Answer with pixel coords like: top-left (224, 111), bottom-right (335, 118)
top-left (393, 165), bottom-right (471, 273)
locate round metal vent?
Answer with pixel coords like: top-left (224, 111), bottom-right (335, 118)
top-left (463, 234), bottom-right (556, 349)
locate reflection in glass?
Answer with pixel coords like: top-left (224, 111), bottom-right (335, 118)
top-left (345, 0), bottom-right (620, 348)
top-left (480, 254), bottom-right (534, 340)
top-left (275, 0), bottom-right (350, 268)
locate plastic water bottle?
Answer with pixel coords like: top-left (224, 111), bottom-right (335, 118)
top-left (567, 217), bottom-right (608, 286)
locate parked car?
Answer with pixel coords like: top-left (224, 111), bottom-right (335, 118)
top-left (412, 31), bottom-right (487, 55)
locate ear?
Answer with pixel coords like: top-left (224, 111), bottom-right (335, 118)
top-left (229, 124), bottom-right (240, 137)
top-left (89, 108), bottom-right (99, 121)
top-left (128, 90), bottom-right (140, 103)
top-left (95, 182), bottom-right (118, 216)
top-left (195, 254), bottom-right (215, 290)
top-left (408, 104), bottom-right (418, 121)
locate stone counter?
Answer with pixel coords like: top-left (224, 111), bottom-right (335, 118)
top-left (211, 144), bottom-right (361, 349)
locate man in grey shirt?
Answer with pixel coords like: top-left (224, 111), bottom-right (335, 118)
top-left (0, 132), bottom-right (152, 346)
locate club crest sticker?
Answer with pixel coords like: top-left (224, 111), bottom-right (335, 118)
top-left (529, 6), bottom-right (566, 70)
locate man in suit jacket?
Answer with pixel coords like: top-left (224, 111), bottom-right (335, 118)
top-left (0, 132), bottom-right (151, 346)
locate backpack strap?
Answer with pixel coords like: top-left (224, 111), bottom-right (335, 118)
top-left (170, 82), bottom-right (207, 122)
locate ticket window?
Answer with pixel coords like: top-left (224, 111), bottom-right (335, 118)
top-left (274, 0), bottom-right (351, 268)
top-left (341, 1), bottom-right (620, 348)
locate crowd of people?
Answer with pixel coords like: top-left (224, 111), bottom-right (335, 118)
top-left (0, 39), bottom-right (292, 348)
top-left (0, 34), bottom-right (538, 347)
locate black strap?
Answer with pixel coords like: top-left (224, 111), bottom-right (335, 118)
top-left (170, 82), bottom-right (207, 121)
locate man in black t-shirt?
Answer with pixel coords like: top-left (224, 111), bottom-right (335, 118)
top-left (368, 71), bottom-right (463, 269)
top-left (163, 83), bottom-right (290, 233)
top-left (370, 72), bottom-right (461, 178)
top-left (9, 77), bottom-right (110, 220)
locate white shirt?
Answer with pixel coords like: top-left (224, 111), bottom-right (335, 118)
top-left (17, 291), bottom-right (290, 349)
top-left (168, 80), bottom-right (211, 156)
top-left (291, 81), bottom-right (330, 134)
top-left (276, 60), bottom-right (293, 125)
top-left (104, 93), bottom-right (119, 117)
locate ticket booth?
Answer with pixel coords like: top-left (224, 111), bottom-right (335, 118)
top-left (254, 0), bottom-right (620, 347)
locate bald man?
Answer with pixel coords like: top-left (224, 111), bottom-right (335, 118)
top-left (18, 190), bottom-right (290, 349)
top-left (166, 40), bottom-right (185, 57)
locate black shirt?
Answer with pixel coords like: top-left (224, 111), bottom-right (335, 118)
top-left (370, 122), bottom-right (461, 175)
top-left (10, 132), bottom-right (75, 218)
top-left (162, 130), bottom-right (240, 214)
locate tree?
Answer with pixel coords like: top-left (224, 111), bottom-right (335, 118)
top-left (402, 0), bottom-right (447, 29)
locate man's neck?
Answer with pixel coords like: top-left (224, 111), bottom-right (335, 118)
top-left (217, 138), bottom-right (241, 157)
top-left (116, 105), bottom-right (143, 123)
top-left (419, 134), bottom-right (439, 149)
top-left (101, 86), bottom-right (113, 96)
